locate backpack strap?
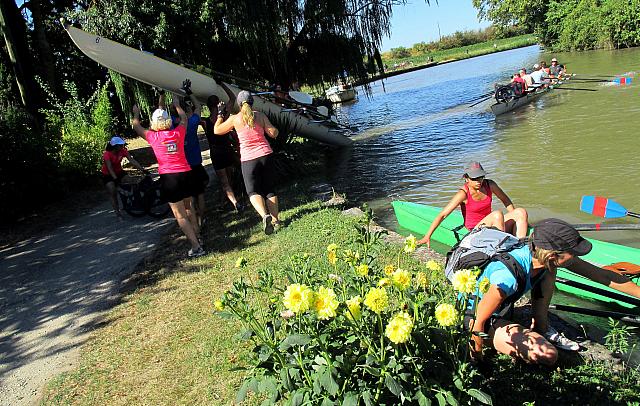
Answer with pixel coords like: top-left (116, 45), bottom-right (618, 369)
top-left (493, 252), bottom-right (527, 318)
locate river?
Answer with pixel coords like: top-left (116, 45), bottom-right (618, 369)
top-left (326, 44), bottom-right (640, 334)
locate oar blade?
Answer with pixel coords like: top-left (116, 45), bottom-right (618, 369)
top-left (580, 195), bottom-right (629, 218)
top-left (288, 91), bottom-right (313, 105)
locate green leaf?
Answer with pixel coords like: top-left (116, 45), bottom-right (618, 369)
top-left (215, 310), bottom-right (235, 319)
top-left (384, 374), bottom-right (403, 396)
top-left (416, 390), bottom-right (432, 406)
top-left (362, 390), bottom-right (374, 406)
top-left (453, 377), bottom-right (464, 391)
top-left (235, 377), bottom-right (258, 403)
top-left (279, 334), bottom-right (312, 351)
top-left (321, 398), bottom-right (336, 406)
top-left (445, 391), bottom-right (459, 406)
top-left (289, 390), bottom-right (305, 406)
top-left (342, 392), bottom-right (359, 406)
top-left (320, 368), bottom-right (339, 396)
top-left (239, 329), bottom-right (254, 340)
top-left (435, 392), bottom-right (446, 406)
top-left (467, 389), bottom-right (493, 405)
top-left (280, 368), bottom-right (293, 390)
top-left (363, 365), bottom-right (381, 376)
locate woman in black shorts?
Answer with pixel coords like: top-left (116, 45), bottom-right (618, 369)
top-left (101, 136), bottom-right (147, 218)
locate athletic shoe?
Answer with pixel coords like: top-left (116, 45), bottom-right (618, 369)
top-left (273, 220), bottom-right (283, 231)
top-left (263, 215), bottom-right (274, 235)
top-left (188, 247), bottom-right (206, 258)
top-left (543, 326), bottom-right (580, 351)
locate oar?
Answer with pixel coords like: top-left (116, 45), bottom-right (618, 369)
top-left (580, 196), bottom-right (640, 219)
top-left (469, 95), bottom-right (494, 107)
top-left (469, 90), bottom-right (494, 102)
top-left (552, 87), bottom-right (598, 92)
top-left (556, 276), bottom-right (640, 308)
top-left (288, 91), bottom-right (314, 105)
top-left (572, 223), bottom-right (640, 231)
top-left (549, 304), bottom-right (640, 325)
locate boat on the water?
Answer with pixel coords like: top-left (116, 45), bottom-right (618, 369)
top-left (490, 77), bottom-right (570, 116)
top-left (392, 201), bottom-right (640, 309)
top-left (62, 21), bottom-right (353, 147)
top-left (326, 85), bottom-right (357, 103)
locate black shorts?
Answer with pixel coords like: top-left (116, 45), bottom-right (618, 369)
top-left (210, 147), bottom-right (236, 171)
top-left (190, 164), bottom-right (210, 195)
top-left (102, 172), bottom-right (125, 186)
top-left (160, 171), bottom-right (195, 203)
top-left (241, 154), bottom-right (277, 198)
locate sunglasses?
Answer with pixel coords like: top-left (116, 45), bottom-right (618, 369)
top-left (470, 176), bottom-right (485, 182)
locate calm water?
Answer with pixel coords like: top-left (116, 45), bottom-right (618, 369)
top-left (326, 45), bottom-right (640, 337)
top-left (328, 45), bottom-right (640, 249)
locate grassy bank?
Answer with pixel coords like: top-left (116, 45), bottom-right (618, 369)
top-left (40, 145), bottom-right (640, 405)
top-left (382, 34), bottom-right (538, 72)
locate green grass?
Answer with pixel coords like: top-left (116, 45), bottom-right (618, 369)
top-left (382, 34), bottom-right (538, 69)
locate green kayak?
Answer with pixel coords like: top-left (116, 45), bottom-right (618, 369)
top-left (392, 201), bottom-right (640, 309)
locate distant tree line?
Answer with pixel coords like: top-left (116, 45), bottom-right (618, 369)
top-left (384, 25), bottom-right (528, 60)
top-left (473, 0), bottom-right (640, 50)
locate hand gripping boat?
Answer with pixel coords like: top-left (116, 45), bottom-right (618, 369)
top-left (61, 21), bottom-right (353, 147)
top-left (392, 201), bottom-right (640, 309)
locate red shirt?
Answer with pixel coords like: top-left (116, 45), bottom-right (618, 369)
top-left (512, 76), bottom-right (526, 86)
top-left (144, 126), bottom-right (191, 174)
top-left (460, 182), bottom-right (493, 230)
top-left (101, 148), bottom-right (129, 176)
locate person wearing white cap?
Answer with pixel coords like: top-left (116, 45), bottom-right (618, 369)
top-left (132, 86), bottom-right (205, 258)
top-left (549, 58), bottom-right (564, 78)
top-left (214, 90), bottom-right (281, 235)
top-left (101, 136), bottom-right (147, 218)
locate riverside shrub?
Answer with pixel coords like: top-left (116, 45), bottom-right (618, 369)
top-left (215, 208), bottom-right (493, 405)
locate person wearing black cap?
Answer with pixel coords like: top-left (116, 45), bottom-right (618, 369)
top-left (469, 218), bottom-right (640, 364)
top-left (418, 161), bottom-right (528, 247)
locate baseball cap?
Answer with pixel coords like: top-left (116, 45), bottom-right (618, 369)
top-left (463, 161), bottom-right (486, 178)
top-left (533, 218), bottom-right (592, 256)
top-left (236, 90), bottom-right (254, 107)
top-left (151, 108), bottom-right (169, 122)
top-left (551, 58), bottom-right (558, 62)
top-left (109, 136), bottom-right (126, 146)
top-left (533, 63), bottom-right (540, 70)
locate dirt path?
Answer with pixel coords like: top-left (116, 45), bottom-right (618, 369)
top-left (0, 200), bottom-right (176, 405)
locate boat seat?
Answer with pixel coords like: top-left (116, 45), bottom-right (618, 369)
top-left (603, 262), bottom-right (640, 277)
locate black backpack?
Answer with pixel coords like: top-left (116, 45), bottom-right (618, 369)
top-left (445, 227), bottom-right (530, 313)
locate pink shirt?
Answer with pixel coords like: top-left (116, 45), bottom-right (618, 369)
top-left (101, 148), bottom-right (129, 175)
top-left (144, 126), bottom-right (191, 174)
top-left (460, 182), bottom-right (493, 230)
top-left (235, 121), bottom-right (273, 162)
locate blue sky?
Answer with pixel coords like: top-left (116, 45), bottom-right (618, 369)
top-left (381, 0), bottom-right (491, 51)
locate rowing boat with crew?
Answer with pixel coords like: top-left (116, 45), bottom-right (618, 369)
top-left (490, 76), bottom-right (570, 116)
top-left (392, 200), bottom-right (640, 310)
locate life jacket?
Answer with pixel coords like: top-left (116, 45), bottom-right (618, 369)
top-left (445, 227), bottom-right (530, 314)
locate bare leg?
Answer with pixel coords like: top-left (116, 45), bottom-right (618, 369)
top-left (477, 210), bottom-right (505, 231)
top-left (504, 208), bottom-right (529, 238)
top-left (530, 268), bottom-right (556, 333)
top-left (217, 167), bottom-right (238, 206)
top-left (196, 193), bottom-right (206, 224)
top-left (169, 201), bottom-right (200, 250)
top-left (105, 182), bottom-right (122, 218)
top-left (183, 197), bottom-right (200, 237)
top-left (266, 195), bottom-right (279, 222)
top-left (567, 257), bottom-right (640, 298)
top-left (249, 194), bottom-right (269, 217)
top-left (490, 319), bottom-right (558, 365)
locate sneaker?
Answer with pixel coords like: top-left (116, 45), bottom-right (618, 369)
top-left (273, 220), bottom-right (283, 231)
top-left (188, 247), bottom-right (206, 258)
top-left (263, 215), bottom-right (274, 235)
top-left (543, 326), bottom-right (580, 351)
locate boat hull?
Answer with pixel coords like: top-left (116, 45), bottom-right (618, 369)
top-left (392, 201), bottom-right (640, 309)
top-left (327, 89), bottom-right (357, 103)
top-left (64, 24), bottom-right (353, 147)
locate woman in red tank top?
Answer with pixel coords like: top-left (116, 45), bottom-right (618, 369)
top-left (417, 161), bottom-right (529, 248)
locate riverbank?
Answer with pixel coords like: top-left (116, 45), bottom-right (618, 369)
top-left (355, 34), bottom-right (537, 86)
top-left (38, 161), bottom-right (640, 404)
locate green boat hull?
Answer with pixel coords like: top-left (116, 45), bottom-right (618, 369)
top-left (392, 201), bottom-right (640, 309)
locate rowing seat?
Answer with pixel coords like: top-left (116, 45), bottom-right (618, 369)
top-left (603, 262), bottom-right (640, 277)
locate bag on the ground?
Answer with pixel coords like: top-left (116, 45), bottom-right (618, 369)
top-left (445, 227), bottom-right (528, 310)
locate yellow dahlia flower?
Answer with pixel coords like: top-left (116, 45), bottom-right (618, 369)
top-left (364, 287), bottom-right (389, 314)
top-left (404, 235), bottom-right (417, 253)
top-left (356, 264), bottom-right (370, 277)
top-left (345, 296), bottom-right (362, 321)
top-left (235, 257), bottom-right (248, 268)
top-left (414, 272), bottom-right (429, 289)
top-left (283, 283), bottom-right (314, 314)
top-left (327, 243), bottom-right (339, 252)
top-left (385, 312), bottom-right (414, 344)
top-left (377, 277), bottom-right (391, 287)
top-left (435, 303), bottom-right (459, 327)
top-left (426, 260), bottom-right (443, 272)
top-left (214, 300), bottom-right (225, 311)
top-left (392, 268), bottom-right (411, 290)
top-left (451, 268), bottom-right (478, 294)
top-left (313, 286), bottom-right (339, 320)
top-left (327, 250), bottom-right (337, 266)
top-left (384, 264), bottom-right (395, 276)
top-left (478, 276), bottom-right (491, 294)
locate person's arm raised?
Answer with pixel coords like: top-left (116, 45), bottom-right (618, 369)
top-left (417, 189), bottom-right (466, 248)
top-left (189, 93), bottom-right (201, 116)
top-left (173, 95), bottom-right (187, 128)
top-left (214, 113), bottom-right (236, 135)
top-left (490, 180), bottom-right (515, 212)
top-left (218, 80), bottom-right (237, 113)
top-left (131, 105), bottom-right (147, 138)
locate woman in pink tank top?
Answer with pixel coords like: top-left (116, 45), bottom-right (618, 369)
top-left (417, 161), bottom-right (528, 248)
top-left (214, 91), bottom-right (281, 235)
top-left (132, 92), bottom-right (204, 258)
